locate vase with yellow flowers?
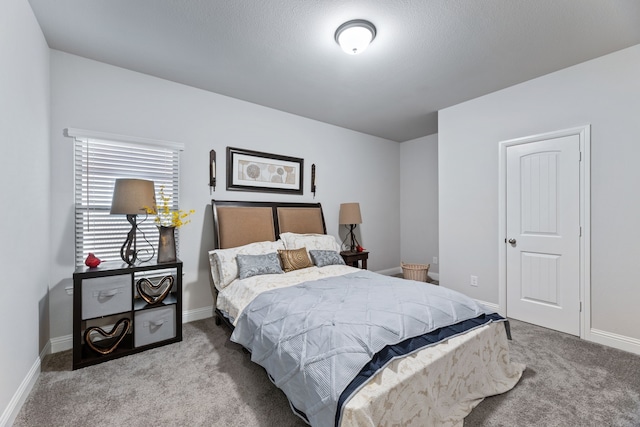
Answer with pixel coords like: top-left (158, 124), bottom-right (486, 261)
top-left (145, 186), bottom-right (195, 263)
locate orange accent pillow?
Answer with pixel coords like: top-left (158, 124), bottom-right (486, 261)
top-left (278, 248), bottom-right (314, 272)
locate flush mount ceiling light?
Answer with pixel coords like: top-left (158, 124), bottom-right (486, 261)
top-left (335, 19), bottom-right (377, 55)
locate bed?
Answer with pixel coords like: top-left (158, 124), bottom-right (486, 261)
top-left (208, 200), bottom-right (524, 427)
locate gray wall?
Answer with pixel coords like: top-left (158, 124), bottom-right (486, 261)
top-left (439, 44), bottom-right (640, 346)
top-left (9, 1), bottom-right (640, 418)
top-left (400, 134), bottom-right (439, 277)
top-left (48, 50), bottom-right (401, 343)
top-left (0, 0), bottom-right (50, 423)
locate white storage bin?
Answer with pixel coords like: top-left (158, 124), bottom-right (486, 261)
top-left (82, 275), bottom-right (132, 320)
top-left (134, 305), bottom-right (176, 347)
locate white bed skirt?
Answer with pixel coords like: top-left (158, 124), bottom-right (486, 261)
top-left (341, 322), bottom-right (525, 427)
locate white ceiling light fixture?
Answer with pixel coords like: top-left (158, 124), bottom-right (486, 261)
top-left (335, 19), bottom-right (377, 55)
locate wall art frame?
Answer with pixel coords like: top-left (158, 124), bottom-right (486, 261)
top-left (226, 147), bottom-right (304, 195)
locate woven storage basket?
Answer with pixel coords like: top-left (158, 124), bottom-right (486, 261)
top-left (401, 262), bottom-right (430, 282)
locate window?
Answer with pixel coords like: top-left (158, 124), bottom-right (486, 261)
top-left (66, 128), bottom-right (184, 266)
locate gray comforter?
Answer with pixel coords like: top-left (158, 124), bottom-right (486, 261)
top-left (231, 270), bottom-right (496, 427)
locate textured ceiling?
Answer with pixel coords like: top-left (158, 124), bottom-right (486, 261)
top-left (28, 0), bottom-right (640, 142)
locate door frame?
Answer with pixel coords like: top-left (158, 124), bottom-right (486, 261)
top-left (498, 125), bottom-right (591, 339)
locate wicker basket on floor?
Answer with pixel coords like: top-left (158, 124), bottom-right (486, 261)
top-left (401, 262), bottom-right (430, 282)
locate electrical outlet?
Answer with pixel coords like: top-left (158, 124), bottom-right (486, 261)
top-left (432, 257), bottom-right (438, 265)
top-left (470, 275), bottom-right (478, 287)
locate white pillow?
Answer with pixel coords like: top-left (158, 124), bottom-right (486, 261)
top-left (208, 252), bottom-right (222, 287)
top-left (208, 240), bottom-right (285, 290)
top-left (280, 232), bottom-right (341, 253)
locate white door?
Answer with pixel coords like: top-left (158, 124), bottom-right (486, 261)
top-left (506, 135), bottom-right (581, 335)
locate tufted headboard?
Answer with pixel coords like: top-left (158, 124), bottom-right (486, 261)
top-left (211, 200), bottom-right (327, 249)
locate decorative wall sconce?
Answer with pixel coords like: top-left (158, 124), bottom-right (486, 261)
top-left (209, 149), bottom-right (216, 192)
top-left (311, 163), bottom-right (317, 198)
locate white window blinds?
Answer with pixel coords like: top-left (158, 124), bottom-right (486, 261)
top-left (67, 128), bottom-right (184, 266)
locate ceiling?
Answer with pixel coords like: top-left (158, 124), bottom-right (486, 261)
top-left (28, 0), bottom-right (640, 142)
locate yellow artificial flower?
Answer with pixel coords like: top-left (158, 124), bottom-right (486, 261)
top-left (144, 186), bottom-right (194, 228)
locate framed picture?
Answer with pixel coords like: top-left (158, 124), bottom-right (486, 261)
top-left (226, 147), bottom-right (304, 195)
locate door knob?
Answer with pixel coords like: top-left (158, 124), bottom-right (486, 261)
top-left (508, 238), bottom-right (516, 245)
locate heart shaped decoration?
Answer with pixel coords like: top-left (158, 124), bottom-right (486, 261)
top-left (84, 318), bottom-right (131, 355)
top-left (136, 275), bottom-right (174, 305)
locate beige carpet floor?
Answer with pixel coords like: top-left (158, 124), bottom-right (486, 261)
top-left (13, 317), bottom-right (640, 426)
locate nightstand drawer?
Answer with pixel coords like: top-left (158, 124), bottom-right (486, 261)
top-left (134, 306), bottom-right (176, 347)
top-left (82, 275), bottom-right (132, 320)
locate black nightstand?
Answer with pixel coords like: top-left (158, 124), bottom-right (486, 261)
top-left (341, 251), bottom-right (369, 270)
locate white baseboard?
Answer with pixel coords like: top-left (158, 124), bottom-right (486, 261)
top-left (474, 299), bottom-right (499, 312)
top-left (376, 266), bottom-right (402, 276)
top-left (0, 348), bottom-right (44, 427)
top-left (183, 306), bottom-right (214, 323)
top-left (587, 328), bottom-right (640, 356)
top-left (50, 334), bottom-right (72, 353)
top-left (41, 340), bottom-right (51, 359)
top-left (377, 267), bottom-right (440, 282)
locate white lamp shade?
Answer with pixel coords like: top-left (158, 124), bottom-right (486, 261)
top-left (110, 179), bottom-right (156, 215)
top-left (335, 20), bottom-right (376, 55)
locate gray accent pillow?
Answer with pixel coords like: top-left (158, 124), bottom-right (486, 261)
top-left (309, 250), bottom-right (346, 268)
top-left (236, 252), bottom-right (284, 280)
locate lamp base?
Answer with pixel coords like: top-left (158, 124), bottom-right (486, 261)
top-left (347, 224), bottom-right (361, 252)
top-left (120, 214), bottom-right (138, 266)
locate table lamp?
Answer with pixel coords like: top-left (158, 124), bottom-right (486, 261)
top-left (110, 178), bottom-right (156, 265)
top-left (339, 202), bottom-right (362, 252)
